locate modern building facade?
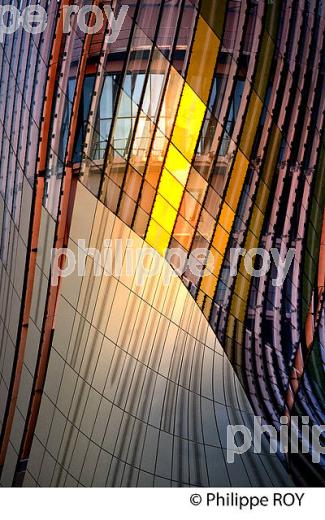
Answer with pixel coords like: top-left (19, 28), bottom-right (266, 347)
top-left (0, 0), bottom-right (324, 486)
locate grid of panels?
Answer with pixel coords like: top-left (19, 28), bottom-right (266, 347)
top-left (74, 0), bottom-right (325, 480)
top-left (0, 0), bottom-right (324, 486)
top-left (24, 183), bottom-right (292, 487)
top-left (0, 0), bottom-right (58, 485)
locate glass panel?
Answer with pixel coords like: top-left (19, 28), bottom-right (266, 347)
top-left (242, 1), bottom-right (259, 55)
top-left (219, 203), bottom-right (235, 233)
top-left (111, 91), bottom-right (138, 158)
top-left (145, 128), bottom-right (169, 188)
top-left (240, 92), bottom-right (263, 157)
top-left (208, 55), bottom-right (233, 120)
top-left (146, 40), bottom-right (215, 259)
top-left (212, 223), bottom-right (229, 255)
top-left (157, 67), bottom-right (184, 139)
top-left (101, 177), bottom-right (121, 213)
top-left (186, 17), bottom-right (220, 103)
top-left (139, 180), bottom-right (156, 213)
top-left (129, 113), bottom-right (155, 173)
top-left (200, 272), bottom-right (218, 299)
top-left (172, 0), bottom-right (198, 76)
top-left (195, 109), bottom-right (218, 177)
top-left (151, 194), bottom-right (177, 234)
top-left (219, 78), bottom-right (244, 153)
top-left (133, 207), bottom-right (150, 238)
top-left (171, 84), bottom-right (206, 161)
top-left (254, 33), bottom-right (275, 100)
top-left (186, 168), bottom-right (208, 203)
top-left (164, 144), bottom-right (191, 185)
top-left (198, 209), bottom-right (215, 242)
top-left (89, 75), bottom-right (117, 161)
top-left (225, 151), bottom-right (249, 210)
top-left (123, 27), bottom-right (153, 105)
top-left (180, 191), bottom-right (201, 227)
top-left (100, 147), bottom-right (127, 204)
top-left (200, 0), bottom-right (227, 38)
top-left (146, 219), bottom-right (171, 254)
top-left (173, 215), bottom-right (195, 250)
top-left (118, 192), bottom-right (136, 227)
top-left (157, 1), bottom-right (183, 59)
top-left (205, 187), bottom-right (221, 218)
top-left (104, 146), bottom-right (127, 186)
top-left (141, 50), bottom-right (169, 120)
top-left (158, 169), bottom-right (184, 210)
top-left (222, 0), bottom-right (241, 52)
top-left (124, 166), bottom-right (142, 201)
top-left (136, 0), bottom-right (162, 41)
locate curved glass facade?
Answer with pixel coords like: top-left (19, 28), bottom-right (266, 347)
top-left (0, 0), bottom-right (324, 486)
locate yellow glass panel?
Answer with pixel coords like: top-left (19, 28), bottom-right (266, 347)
top-left (250, 205), bottom-right (264, 239)
top-left (225, 151), bottom-right (249, 209)
top-left (146, 83), bottom-right (205, 259)
top-left (151, 194), bottom-right (177, 234)
top-left (238, 263), bottom-right (250, 283)
top-left (203, 297), bottom-right (212, 320)
top-left (164, 144), bottom-right (191, 185)
top-left (171, 84), bottom-right (206, 161)
top-left (197, 247), bottom-right (222, 300)
top-left (256, 181), bottom-right (270, 212)
top-left (158, 169), bottom-right (184, 210)
top-left (219, 203), bottom-right (235, 233)
top-left (240, 92), bottom-right (263, 157)
top-left (235, 321), bottom-right (244, 343)
top-left (235, 273), bottom-right (250, 302)
top-left (227, 127), bottom-right (281, 342)
top-left (196, 290), bottom-right (205, 307)
top-left (212, 223), bottom-right (229, 255)
top-left (187, 17), bottom-right (220, 103)
top-left (227, 314), bottom-right (235, 337)
top-left (230, 294), bottom-right (245, 322)
top-left (146, 220), bottom-right (171, 255)
top-left (254, 33), bottom-right (275, 100)
top-left (245, 230), bottom-right (259, 251)
top-left (263, 126), bottom-right (282, 188)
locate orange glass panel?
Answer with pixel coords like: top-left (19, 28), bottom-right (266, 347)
top-left (225, 151), bottom-right (249, 209)
top-left (198, 209), bottom-right (215, 242)
top-left (219, 203), bottom-right (235, 233)
top-left (186, 168), bottom-right (208, 203)
top-left (145, 128), bottom-right (169, 188)
top-left (212, 224), bottom-right (229, 255)
top-left (180, 191), bottom-right (201, 227)
top-left (173, 215), bottom-right (195, 250)
top-left (200, 272), bottom-right (218, 300)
